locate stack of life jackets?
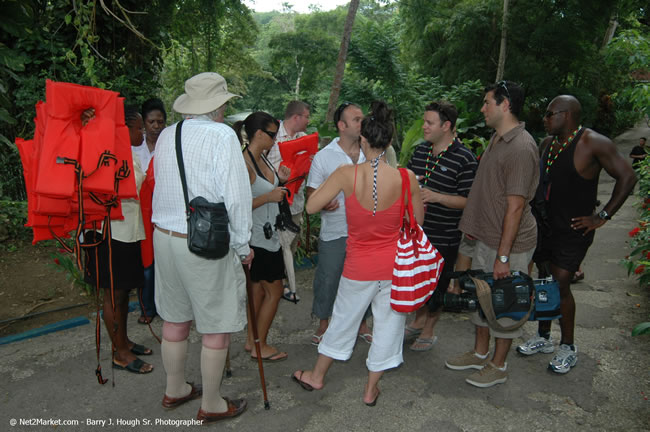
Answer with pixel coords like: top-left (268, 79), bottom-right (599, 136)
top-left (15, 80), bottom-right (137, 245)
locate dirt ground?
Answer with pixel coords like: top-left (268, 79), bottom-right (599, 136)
top-left (0, 240), bottom-right (108, 337)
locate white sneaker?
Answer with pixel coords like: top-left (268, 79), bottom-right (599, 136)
top-left (549, 344), bottom-right (578, 374)
top-left (516, 335), bottom-right (554, 356)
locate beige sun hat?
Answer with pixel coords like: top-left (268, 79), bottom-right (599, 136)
top-left (173, 72), bottom-right (239, 115)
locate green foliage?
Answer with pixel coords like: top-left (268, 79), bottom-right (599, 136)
top-left (0, 200), bottom-right (29, 247)
top-left (605, 28), bottom-right (650, 133)
top-left (621, 156), bottom-right (650, 288)
top-left (49, 250), bottom-right (92, 295)
top-left (398, 0), bottom-right (648, 137)
top-left (631, 321), bottom-right (650, 336)
top-left (396, 79), bottom-right (487, 166)
top-left (294, 212), bottom-right (320, 266)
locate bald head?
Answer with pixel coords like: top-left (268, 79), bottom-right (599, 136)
top-left (550, 95), bottom-right (581, 122)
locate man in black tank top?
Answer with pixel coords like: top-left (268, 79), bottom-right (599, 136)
top-left (519, 95), bottom-right (636, 374)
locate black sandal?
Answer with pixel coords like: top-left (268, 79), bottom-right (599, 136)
top-left (112, 358), bottom-right (153, 374)
top-left (130, 343), bottom-right (153, 356)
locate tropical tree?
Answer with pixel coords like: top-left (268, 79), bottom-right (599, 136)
top-left (326, 0), bottom-right (360, 123)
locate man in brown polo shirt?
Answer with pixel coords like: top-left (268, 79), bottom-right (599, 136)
top-left (445, 81), bottom-right (539, 388)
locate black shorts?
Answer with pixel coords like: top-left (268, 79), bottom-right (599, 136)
top-left (83, 231), bottom-right (144, 291)
top-left (250, 246), bottom-right (286, 283)
top-left (535, 231), bottom-right (594, 274)
top-left (426, 244), bottom-right (459, 312)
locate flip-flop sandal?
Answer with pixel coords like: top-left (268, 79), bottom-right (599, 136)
top-left (364, 390), bottom-right (380, 407)
top-left (571, 271), bottom-right (585, 283)
top-left (281, 290), bottom-right (300, 303)
top-left (409, 336), bottom-right (438, 352)
top-left (137, 315), bottom-right (156, 325)
top-left (112, 358), bottom-right (153, 374)
top-left (358, 333), bottom-right (373, 344)
top-left (404, 325), bottom-right (423, 339)
top-left (251, 351), bottom-right (288, 363)
top-left (291, 371), bottom-right (314, 391)
top-left (130, 343), bottom-right (153, 356)
top-left (311, 334), bottom-right (323, 346)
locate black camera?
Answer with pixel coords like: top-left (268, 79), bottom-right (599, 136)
top-left (263, 221), bottom-right (273, 239)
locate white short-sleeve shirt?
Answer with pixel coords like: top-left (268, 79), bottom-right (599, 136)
top-left (306, 138), bottom-right (365, 241)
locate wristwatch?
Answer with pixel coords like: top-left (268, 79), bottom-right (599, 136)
top-left (597, 209), bottom-right (611, 220)
top-left (497, 255), bottom-right (509, 264)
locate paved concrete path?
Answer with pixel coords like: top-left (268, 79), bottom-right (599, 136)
top-left (1, 125), bottom-right (648, 431)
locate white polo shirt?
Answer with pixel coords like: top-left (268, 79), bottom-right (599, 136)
top-left (306, 137), bottom-right (365, 242)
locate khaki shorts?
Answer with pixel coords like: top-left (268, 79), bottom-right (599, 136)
top-left (153, 229), bottom-right (247, 334)
top-left (469, 240), bottom-right (535, 339)
top-left (458, 234), bottom-right (476, 258)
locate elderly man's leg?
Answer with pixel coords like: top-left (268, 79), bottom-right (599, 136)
top-left (162, 321), bottom-right (192, 398)
top-left (201, 333), bottom-right (230, 413)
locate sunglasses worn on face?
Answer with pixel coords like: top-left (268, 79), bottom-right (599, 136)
top-left (262, 129), bottom-right (277, 139)
top-left (544, 110), bottom-right (567, 119)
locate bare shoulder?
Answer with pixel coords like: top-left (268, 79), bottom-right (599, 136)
top-left (581, 128), bottom-right (615, 151)
top-left (333, 163), bottom-right (355, 176)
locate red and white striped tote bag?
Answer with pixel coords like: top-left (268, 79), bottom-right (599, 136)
top-left (391, 169), bottom-right (445, 313)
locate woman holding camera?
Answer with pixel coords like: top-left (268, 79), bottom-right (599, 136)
top-left (292, 101), bottom-right (423, 405)
top-left (235, 112), bottom-right (291, 362)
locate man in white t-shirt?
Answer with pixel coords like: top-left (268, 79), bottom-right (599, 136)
top-left (266, 101), bottom-right (310, 301)
top-left (305, 102), bottom-right (372, 345)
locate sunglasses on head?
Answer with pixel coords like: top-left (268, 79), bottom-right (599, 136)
top-left (334, 102), bottom-right (353, 124)
top-left (497, 80), bottom-right (511, 101)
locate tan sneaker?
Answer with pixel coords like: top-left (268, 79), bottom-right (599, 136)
top-left (465, 362), bottom-right (508, 388)
top-left (445, 351), bottom-right (489, 370)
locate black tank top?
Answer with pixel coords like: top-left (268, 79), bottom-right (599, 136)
top-left (541, 128), bottom-right (598, 235)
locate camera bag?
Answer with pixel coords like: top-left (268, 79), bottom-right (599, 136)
top-left (471, 272), bottom-right (561, 332)
top-left (175, 120), bottom-right (230, 259)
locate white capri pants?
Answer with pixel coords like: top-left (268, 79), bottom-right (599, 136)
top-left (318, 276), bottom-right (406, 372)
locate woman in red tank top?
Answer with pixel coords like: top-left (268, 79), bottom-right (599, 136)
top-left (292, 101), bottom-right (423, 406)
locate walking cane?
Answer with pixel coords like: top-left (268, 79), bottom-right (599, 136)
top-left (242, 264), bottom-right (271, 410)
top-left (224, 349), bottom-right (232, 378)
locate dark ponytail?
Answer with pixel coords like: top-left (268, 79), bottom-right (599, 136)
top-left (233, 111), bottom-right (278, 146)
top-left (361, 101), bottom-right (394, 150)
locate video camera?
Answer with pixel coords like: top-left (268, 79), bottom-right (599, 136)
top-left (437, 270), bottom-right (561, 322)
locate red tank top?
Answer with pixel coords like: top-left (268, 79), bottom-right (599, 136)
top-left (342, 166), bottom-right (402, 281)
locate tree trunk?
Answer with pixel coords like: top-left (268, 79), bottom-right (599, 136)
top-left (601, 13), bottom-right (618, 50)
top-left (495, 0), bottom-right (509, 82)
top-left (295, 61), bottom-right (304, 97)
top-left (325, 0), bottom-right (360, 123)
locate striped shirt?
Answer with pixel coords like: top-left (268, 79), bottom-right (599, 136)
top-left (458, 122), bottom-right (539, 253)
top-left (407, 139), bottom-right (477, 248)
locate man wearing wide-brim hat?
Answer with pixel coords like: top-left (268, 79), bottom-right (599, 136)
top-left (151, 72), bottom-right (253, 423)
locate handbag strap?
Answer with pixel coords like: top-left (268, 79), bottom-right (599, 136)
top-left (471, 275), bottom-right (534, 332)
top-left (397, 168), bottom-right (416, 230)
top-left (174, 120), bottom-right (190, 218)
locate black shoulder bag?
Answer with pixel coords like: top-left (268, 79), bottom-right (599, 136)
top-left (175, 120), bottom-right (230, 259)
